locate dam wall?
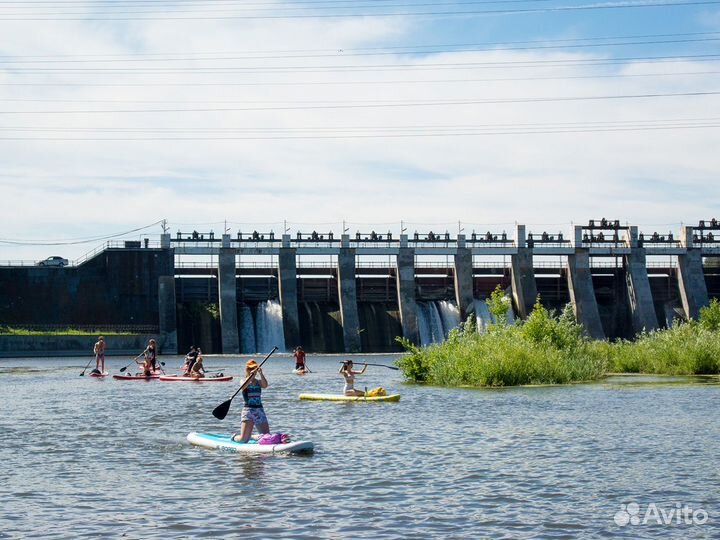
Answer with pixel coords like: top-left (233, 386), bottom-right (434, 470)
top-left (1, 220), bottom-right (718, 355)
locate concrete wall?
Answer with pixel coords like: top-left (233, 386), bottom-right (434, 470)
top-left (337, 247), bottom-right (362, 353)
top-left (0, 248), bottom-right (173, 326)
top-left (566, 250), bottom-right (605, 340)
top-left (396, 247), bottom-right (420, 345)
top-left (453, 242), bottom-right (475, 321)
top-left (218, 246), bottom-right (240, 353)
top-left (0, 334), bottom-right (164, 358)
top-left (278, 247), bottom-right (301, 348)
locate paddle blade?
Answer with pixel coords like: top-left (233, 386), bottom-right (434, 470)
top-left (119, 366), bottom-right (127, 373)
top-left (79, 372), bottom-right (85, 376)
top-left (212, 399), bottom-right (232, 420)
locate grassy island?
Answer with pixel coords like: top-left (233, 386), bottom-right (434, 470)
top-left (397, 287), bottom-right (720, 387)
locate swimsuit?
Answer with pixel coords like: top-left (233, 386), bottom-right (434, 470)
top-left (241, 381), bottom-right (268, 425)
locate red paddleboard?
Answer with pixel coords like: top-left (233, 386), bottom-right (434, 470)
top-left (159, 374), bottom-right (233, 382)
top-left (112, 373), bottom-right (160, 380)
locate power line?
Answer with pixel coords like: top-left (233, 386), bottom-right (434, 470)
top-left (5, 54), bottom-right (720, 74)
top-left (0, 70), bottom-right (718, 87)
top-left (0, 37), bottom-right (718, 64)
top-left (0, 90), bottom-right (717, 114)
top-left (0, 220), bottom-right (164, 246)
top-left (0, 0), bottom-right (716, 20)
top-left (0, 30), bottom-right (716, 59)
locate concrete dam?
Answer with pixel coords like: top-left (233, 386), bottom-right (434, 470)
top-left (1, 219), bottom-right (719, 354)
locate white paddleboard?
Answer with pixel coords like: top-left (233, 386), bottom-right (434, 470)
top-left (187, 432), bottom-right (314, 454)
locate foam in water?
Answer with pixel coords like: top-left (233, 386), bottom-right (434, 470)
top-left (239, 304), bottom-right (257, 354)
top-left (416, 301), bottom-right (461, 346)
top-left (255, 300), bottom-right (286, 353)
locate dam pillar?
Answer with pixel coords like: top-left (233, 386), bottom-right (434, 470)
top-left (510, 225), bottom-right (537, 318)
top-left (396, 242), bottom-right (420, 345)
top-left (677, 226), bottom-right (709, 320)
top-left (623, 227), bottom-right (659, 333)
top-left (218, 235), bottom-right (240, 354)
top-left (158, 233), bottom-right (177, 353)
top-left (337, 240), bottom-right (362, 353)
top-left (567, 227), bottom-right (604, 339)
top-left (278, 236), bottom-right (300, 349)
top-left (454, 236), bottom-right (475, 321)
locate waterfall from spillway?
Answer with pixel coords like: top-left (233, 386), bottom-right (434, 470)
top-left (473, 298), bottom-right (516, 332)
top-left (416, 301), bottom-right (461, 346)
top-left (254, 300), bottom-right (286, 353)
top-left (239, 304), bottom-right (257, 354)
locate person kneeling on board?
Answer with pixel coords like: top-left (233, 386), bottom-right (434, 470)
top-left (231, 359), bottom-right (270, 443)
top-left (340, 360), bottom-right (367, 397)
top-left (293, 346), bottom-right (307, 373)
top-left (136, 355), bottom-right (153, 376)
top-left (188, 350), bottom-right (206, 378)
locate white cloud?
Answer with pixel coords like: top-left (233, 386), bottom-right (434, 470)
top-left (0, 5), bottom-right (719, 260)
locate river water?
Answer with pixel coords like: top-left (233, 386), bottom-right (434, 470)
top-left (1, 354), bottom-right (718, 539)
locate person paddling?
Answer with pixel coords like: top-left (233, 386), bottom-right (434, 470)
top-left (231, 359), bottom-right (270, 443)
top-left (92, 336), bottom-right (106, 374)
top-left (136, 355), bottom-right (153, 376)
top-left (142, 339), bottom-right (158, 372)
top-left (181, 345), bottom-right (199, 374)
top-left (339, 360), bottom-right (367, 396)
top-left (188, 349), bottom-right (205, 379)
top-left (293, 346), bottom-right (308, 373)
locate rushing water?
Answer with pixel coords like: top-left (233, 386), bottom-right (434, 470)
top-left (1, 356), bottom-right (719, 539)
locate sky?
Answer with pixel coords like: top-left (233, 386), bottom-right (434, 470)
top-left (0, 0), bottom-right (719, 261)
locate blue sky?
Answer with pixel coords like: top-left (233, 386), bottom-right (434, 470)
top-left (0, 0), bottom-right (718, 260)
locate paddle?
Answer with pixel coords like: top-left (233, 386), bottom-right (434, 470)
top-left (212, 346), bottom-right (278, 420)
top-left (80, 357), bottom-right (95, 376)
top-left (119, 353), bottom-right (144, 373)
top-left (337, 362), bottom-right (399, 371)
top-left (119, 355), bottom-right (165, 373)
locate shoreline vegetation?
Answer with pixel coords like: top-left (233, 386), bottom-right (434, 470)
top-left (0, 327), bottom-right (134, 336)
top-left (397, 286), bottom-right (720, 387)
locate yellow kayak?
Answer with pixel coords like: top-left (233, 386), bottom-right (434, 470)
top-left (299, 393), bottom-right (401, 402)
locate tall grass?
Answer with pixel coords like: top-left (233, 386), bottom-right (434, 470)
top-left (398, 298), bottom-right (610, 387)
top-left (0, 326), bottom-right (134, 336)
top-left (397, 292), bottom-right (720, 387)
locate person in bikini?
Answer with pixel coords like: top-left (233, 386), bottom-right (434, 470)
top-left (92, 336), bottom-right (106, 374)
top-left (339, 360), bottom-right (367, 396)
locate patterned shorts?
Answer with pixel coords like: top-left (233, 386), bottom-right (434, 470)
top-left (241, 407), bottom-right (268, 425)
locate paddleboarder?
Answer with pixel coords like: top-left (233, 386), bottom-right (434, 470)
top-left (339, 360), bottom-right (367, 396)
top-left (189, 350), bottom-right (206, 378)
top-left (293, 346), bottom-right (307, 373)
top-left (182, 345), bottom-right (199, 375)
top-left (231, 359), bottom-right (270, 443)
top-left (142, 339), bottom-right (158, 372)
top-left (92, 336), bottom-right (106, 374)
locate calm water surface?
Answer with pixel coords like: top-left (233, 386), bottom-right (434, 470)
top-left (1, 354), bottom-right (718, 539)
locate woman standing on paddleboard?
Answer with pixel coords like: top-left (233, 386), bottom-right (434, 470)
top-left (231, 359), bottom-right (270, 443)
top-left (340, 360), bottom-right (367, 396)
top-left (142, 339), bottom-right (157, 372)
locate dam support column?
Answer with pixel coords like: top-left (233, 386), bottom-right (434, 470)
top-left (567, 227), bottom-right (605, 339)
top-left (677, 226), bottom-right (709, 320)
top-left (279, 235), bottom-right (300, 349)
top-left (396, 238), bottom-right (420, 345)
top-left (624, 227), bottom-right (659, 333)
top-left (510, 225), bottom-right (538, 318)
top-left (337, 237), bottom-right (361, 352)
top-left (454, 235), bottom-right (475, 322)
top-left (218, 235), bottom-right (240, 354)
top-left (158, 233), bottom-right (177, 353)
